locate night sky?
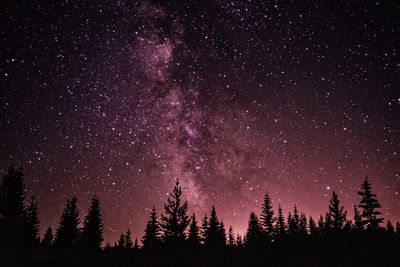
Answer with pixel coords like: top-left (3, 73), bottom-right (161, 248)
top-left (1, 0), bottom-right (399, 243)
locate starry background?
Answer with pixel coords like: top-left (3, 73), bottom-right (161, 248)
top-left (1, 0), bottom-right (399, 243)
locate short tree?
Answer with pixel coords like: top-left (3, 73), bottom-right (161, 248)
top-left (358, 177), bottom-right (383, 229)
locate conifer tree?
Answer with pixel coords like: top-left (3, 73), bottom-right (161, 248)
top-left (219, 220), bottom-right (227, 245)
top-left (236, 234), bottom-right (243, 247)
top-left (328, 191), bottom-right (347, 231)
top-left (317, 215), bottom-right (325, 234)
top-left (344, 220), bottom-right (353, 232)
top-left (324, 212), bottom-right (332, 232)
top-left (205, 206), bottom-right (225, 247)
top-left (117, 233), bottom-right (126, 249)
top-left (396, 222), bottom-right (400, 238)
top-left (42, 226), bottom-right (54, 247)
top-left (358, 177), bottom-right (383, 229)
top-left (25, 196), bottom-right (40, 247)
top-left (133, 238), bottom-right (140, 250)
top-left (309, 216), bottom-right (317, 236)
top-left (54, 196), bottom-right (80, 248)
top-left (125, 229), bottom-right (133, 249)
top-left (386, 220), bottom-right (394, 235)
top-left (187, 213), bottom-right (200, 245)
top-left (245, 212), bottom-right (263, 247)
top-left (80, 196), bottom-right (103, 250)
top-left (228, 226), bottom-right (235, 247)
top-left (353, 205), bottom-right (364, 231)
top-left (299, 213), bottom-right (308, 235)
top-left (200, 214), bottom-right (209, 244)
top-left (275, 205), bottom-right (286, 237)
top-left (287, 212), bottom-right (294, 234)
top-left (260, 192), bottom-right (275, 239)
top-left (160, 179), bottom-right (189, 242)
top-left (288, 205), bottom-right (300, 235)
top-left (142, 206), bottom-right (160, 248)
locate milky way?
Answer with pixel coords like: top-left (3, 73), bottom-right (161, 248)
top-left (1, 1), bottom-right (399, 242)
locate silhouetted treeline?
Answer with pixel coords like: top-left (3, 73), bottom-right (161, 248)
top-left (1, 164), bottom-right (400, 267)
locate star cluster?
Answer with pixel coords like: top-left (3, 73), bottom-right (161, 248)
top-left (1, 0), bottom-right (399, 241)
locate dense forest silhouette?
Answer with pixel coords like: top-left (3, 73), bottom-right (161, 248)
top-left (1, 164), bottom-right (399, 266)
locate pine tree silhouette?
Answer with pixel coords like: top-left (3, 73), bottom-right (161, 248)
top-left (236, 234), bottom-right (243, 247)
top-left (142, 206), bottom-right (160, 248)
top-left (299, 213), bottom-right (308, 235)
top-left (328, 191), bottom-right (347, 231)
top-left (200, 214), bottom-right (208, 244)
top-left (309, 216), bottom-right (317, 236)
top-left (117, 233), bottom-right (126, 249)
top-left (358, 177), bottom-right (383, 229)
top-left (353, 205), bottom-right (364, 231)
top-left (324, 212), bottom-right (332, 232)
top-left (317, 215), bottom-right (325, 235)
top-left (275, 205), bottom-right (286, 237)
top-left (160, 179), bottom-right (189, 243)
top-left (205, 206), bottom-right (225, 247)
top-left (228, 226), bottom-right (235, 247)
top-left (260, 192), bottom-right (275, 239)
top-left (395, 222), bottom-right (400, 238)
top-left (386, 220), bottom-right (394, 235)
top-left (219, 220), bottom-right (227, 245)
top-left (54, 196), bottom-right (80, 248)
top-left (25, 196), bottom-right (40, 247)
top-left (187, 213), bottom-right (200, 245)
top-left (80, 196), bottom-right (104, 250)
top-left (125, 229), bottom-right (133, 249)
top-left (288, 205), bottom-right (300, 235)
top-left (133, 238), bottom-right (140, 250)
top-left (42, 225), bottom-right (54, 247)
top-left (245, 212), bottom-right (263, 248)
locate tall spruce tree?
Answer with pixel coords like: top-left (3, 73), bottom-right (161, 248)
top-left (25, 196), bottom-right (40, 247)
top-left (219, 220), bottom-right (227, 245)
top-left (245, 212), bottom-right (263, 247)
top-left (288, 205), bottom-right (300, 235)
top-left (260, 192), bottom-right (275, 239)
top-left (324, 212), bottom-right (332, 232)
top-left (396, 222), bottom-right (400, 238)
top-left (80, 196), bottom-right (103, 250)
top-left (358, 177), bottom-right (383, 229)
top-left (386, 220), bottom-right (394, 235)
top-left (236, 234), bottom-right (243, 247)
top-left (133, 238), bottom-right (140, 250)
top-left (205, 206), bottom-right (225, 247)
top-left (299, 213), bottom-right (308, 235)
top-left (275, 205), bottom-right (286, 237)
top-left (328, 191), bottom-right (347, 231)
top-left (42, 226), bottom-right (54, 247)
top-left (54, 196), bottom-right (80, 248)
top-left (317, 215), bottom-right (325, 234)
top-left (201, 214), bottom-right (209, 244)
top-left (160, 179), bottom-right (189, 243)
top-left (187, 213), bottom-right (200, 245)
top-left (228, 226), bottom-right (235, 247)
top-left (309, 216), bottom-right (317, 236)
top-left (125, 229), bottom-right (133, 249)
top-left (142, 206), bottom-right (160, 248)
top-left (117, 233), bottom-right (126, 249)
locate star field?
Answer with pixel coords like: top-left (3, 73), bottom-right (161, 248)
top-left (1, 0), bottom-right (399, 242)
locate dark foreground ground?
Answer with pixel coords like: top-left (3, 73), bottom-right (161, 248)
top-left (5, 233), bottom-right (400, 267)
